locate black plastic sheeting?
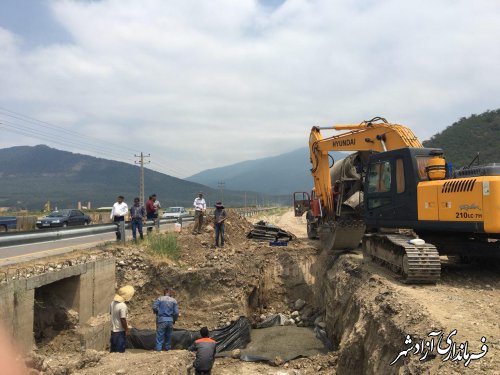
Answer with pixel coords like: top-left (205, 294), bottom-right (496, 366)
top-left (126, 316), bottom-right (251, 353)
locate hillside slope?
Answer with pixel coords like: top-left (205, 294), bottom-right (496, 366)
top-left (187, 147), bottom-right (347, 195)
top-left (0, 145), bottom-right (273, 210)
top-left (423, 109), bottom-right (500, 168)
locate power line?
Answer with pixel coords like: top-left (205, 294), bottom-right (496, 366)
top-left (0, 107), bottom-right (140, 155)
top-left (0, 106), bottom-right (196, 178)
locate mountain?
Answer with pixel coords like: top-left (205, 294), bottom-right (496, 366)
top-left (187, 147), bottom-right (347, 195)
top-left (423, 109), bottom-right (500, 168)
top-left (0, 145), bottom-right (277, 210)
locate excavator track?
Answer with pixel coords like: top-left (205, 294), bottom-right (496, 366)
top-left (363, 233), bottom-right (441, 284)
top-left (319, 217), bottom-right (366, 251)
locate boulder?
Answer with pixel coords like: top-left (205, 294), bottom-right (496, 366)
top-left (294, 299), bottom-right (306, 311)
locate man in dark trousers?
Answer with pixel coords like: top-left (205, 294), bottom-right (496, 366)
top-left (130, 197), bottom-right (146, 241)
top-left (213, 202), bottom-right (227, 247)
top-left (188, 327), bottom-right (217, 375)
top-left (152, 288), bottom-right (179, 351)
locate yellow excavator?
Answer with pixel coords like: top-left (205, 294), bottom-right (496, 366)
top-left (294, 117), bottom-right (500, 283)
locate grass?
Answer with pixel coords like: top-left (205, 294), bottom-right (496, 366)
top-left (145, 232), bottom-right (180, 261)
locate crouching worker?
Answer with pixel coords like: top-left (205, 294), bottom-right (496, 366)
top-left (153, 288), bottom-right (179, 351)
top-left (187, 327), bottom-right (217, 375)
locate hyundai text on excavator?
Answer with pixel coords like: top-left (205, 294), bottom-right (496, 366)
top-left (294, 117), bottom-right (500, 283)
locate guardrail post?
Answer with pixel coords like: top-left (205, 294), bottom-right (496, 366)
top-left (119, 221), bottom-right (126, 243)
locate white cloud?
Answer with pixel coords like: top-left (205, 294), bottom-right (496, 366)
top-left (0, 0), bottom-right (499, 177)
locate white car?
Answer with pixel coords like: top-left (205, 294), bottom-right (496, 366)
top-left (162, 207), bottom-right (190, 220)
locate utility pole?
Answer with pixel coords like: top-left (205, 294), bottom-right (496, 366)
top-left (135, 152), bottom-right (150, 204)
top-left (218, 181), bottom-right (225, 203)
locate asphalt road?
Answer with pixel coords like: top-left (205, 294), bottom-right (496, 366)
top-left (0, 223), bottom-right (177, 267)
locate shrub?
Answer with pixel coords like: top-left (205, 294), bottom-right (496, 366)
top-left (146, 233), bottom-right (180, 261)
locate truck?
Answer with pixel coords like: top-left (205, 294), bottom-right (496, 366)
top-left (294, 117), bottom-right (500, 283)
top-left (0, 216), bottom-right (17, 232)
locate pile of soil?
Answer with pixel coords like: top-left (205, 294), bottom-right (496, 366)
top-left (113, 210), bottom-right (318, 331)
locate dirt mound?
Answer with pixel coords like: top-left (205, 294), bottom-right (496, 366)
top-left (109, 211), bottom-right (318, 332)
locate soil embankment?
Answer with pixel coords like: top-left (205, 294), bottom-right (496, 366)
top-left (15, 209), bottom-right (500, 374)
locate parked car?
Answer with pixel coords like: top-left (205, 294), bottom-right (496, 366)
top-left (162, 207), bottom-right (190, 220)
top-left (0, 216), bottom-right (17, 232)
top-left (36, 209), bottom-right (91, 229)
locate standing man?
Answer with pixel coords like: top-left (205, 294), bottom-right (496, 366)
top-left (146, 194), bottom-right (161, 233)
top-left (152, 288), bottom-right (179, 352)
top-left (130, 197), bottom-right (146, 241)
top-left (153, 195), bottom-right (161, 231)
top-left (188, 327), bottom-right (217, 375)
top-left (110, 195), bottom-right (128, 241)
top-left (214, 202), bottom-right (227, 247)
top-left (192, 192), bottom-right (206, 235)
top-left (110, 285), bottom-right (135, 353)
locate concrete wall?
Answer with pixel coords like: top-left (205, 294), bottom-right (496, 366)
top-left (0, 257), bottom-right (115, 353)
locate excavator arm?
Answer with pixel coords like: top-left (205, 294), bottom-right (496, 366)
top-left (309, 117), bottom-right (422, 217)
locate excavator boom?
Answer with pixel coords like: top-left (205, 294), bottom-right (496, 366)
top-left (309, 118), bottom-right (422, 217)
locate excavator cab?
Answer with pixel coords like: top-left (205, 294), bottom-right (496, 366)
top-left (364, 147), bottom-right (444, 229)
top-left (293, 192), bottom-right (310, 217)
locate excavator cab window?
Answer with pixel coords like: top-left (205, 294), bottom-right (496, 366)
top-left (293, 192), bottom-right (311, 217)
top-left (367, 160), bottom-right (392, 210)
top-left (367, 161), bottom-right (392, 193)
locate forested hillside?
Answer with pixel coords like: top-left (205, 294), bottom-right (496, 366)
top-left (0, 145), bottom-right (277, 210)
top-left (423, 109), bottom-right (500, 168)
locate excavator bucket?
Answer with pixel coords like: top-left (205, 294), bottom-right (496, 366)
top-left (318, 218), bottom-right (366, 251)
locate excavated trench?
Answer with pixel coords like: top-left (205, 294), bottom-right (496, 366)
top-left (129, 247), bottom-right (422, 374)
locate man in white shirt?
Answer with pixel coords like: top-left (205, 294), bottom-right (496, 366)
top-left (110, 285), bottom-right (135, 353)
top-left (192, 192), bottom-right (206, 235)
top-left (111, 195), bottom-right (128, 240)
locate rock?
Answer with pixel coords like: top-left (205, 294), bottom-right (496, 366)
top-left (273, 356), bottom-right (284, 366)
top-left (291, 311), bottom-right (300, 318)
top-left (115, 369), bottom-right (127, 375)
top-left (294, 299), bottom-right (306, 311)
top-left (25, 352), bottom-right (45, 371)
top-left (205, 226), bottom-right (214, 233)
top-left (231, 349), bottom-right (241, 359)
top-left (260, 314), bottom-right (266, 321)
top-left (317, 322), bottom-right (327, 329)
top-left (294, 317), bottom-right (301, 323)
top-left (314, 316), bottom-right (323, 326)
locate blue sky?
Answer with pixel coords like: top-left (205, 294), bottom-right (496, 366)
top-left (0, 0), bottom-right (499, 177)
